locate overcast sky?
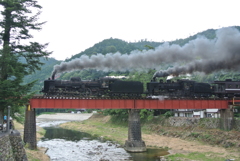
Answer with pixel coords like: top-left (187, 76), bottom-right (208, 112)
top-left (33, 0), bottom-right (240, 61)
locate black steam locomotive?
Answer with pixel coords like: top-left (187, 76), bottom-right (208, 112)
top-left (41, 75), bottom-right (240, 98)
top-left (147, 78), bottom-right (240, 98)
top-left (41, 77), bottom-right (143, 98)
top-left (147, 79), bottom-right (212, 98)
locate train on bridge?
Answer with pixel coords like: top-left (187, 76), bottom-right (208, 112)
top-left (41, 75), bottom-right (240, 98)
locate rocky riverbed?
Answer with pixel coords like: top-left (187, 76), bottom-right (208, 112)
top-left (36, 113), bottom-right (133, 161)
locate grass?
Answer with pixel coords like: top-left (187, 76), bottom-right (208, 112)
top-left (36, 112), bottom-right (56, 116)
top-left (166, 152), bottom-right (238, 161)
top-left (59, 115), bottom-right (129, 145)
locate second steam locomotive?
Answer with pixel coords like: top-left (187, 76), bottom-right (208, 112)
top-left (41, 75), bottom-right (240, 98)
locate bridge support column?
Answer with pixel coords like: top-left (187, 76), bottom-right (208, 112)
top-left (23, 105), bottom-right (37, 149)
top-left (124, 109), bottom-right (146, 152)
top-left (219, 105), bottom-right (234, 131)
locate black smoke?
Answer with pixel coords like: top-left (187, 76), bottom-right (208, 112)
top-left (52, 27), bottom-right (240, 79)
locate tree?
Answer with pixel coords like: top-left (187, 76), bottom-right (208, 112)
top-left (0, 0), bottom-right (51, 122)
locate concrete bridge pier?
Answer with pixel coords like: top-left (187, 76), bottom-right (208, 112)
top-left (219, 105), bottom-right (234, 131)
top-left (23, 105), bottom-right (37, 149)
top-left (124, 109), bottom-right (146, 152)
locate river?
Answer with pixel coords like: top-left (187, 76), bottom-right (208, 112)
top-left (36, 113), bottom-right (168, 161)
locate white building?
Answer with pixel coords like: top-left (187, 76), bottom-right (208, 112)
top-left (174, 109), bottom-right (220, 118)
top-left (205, 109), bottom-right (220, 118)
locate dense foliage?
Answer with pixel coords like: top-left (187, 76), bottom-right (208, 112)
top-left (0, 0), bottom-right (51, 119)
top-left (66, 38), bottom-right (137, 61)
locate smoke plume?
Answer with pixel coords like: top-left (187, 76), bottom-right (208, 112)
top-left (52, 27), bottom-right (240, 78)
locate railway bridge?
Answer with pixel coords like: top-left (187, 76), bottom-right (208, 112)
top-left (24, 96), bottom-right (239, 151)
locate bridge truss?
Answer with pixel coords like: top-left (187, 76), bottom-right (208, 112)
top-left (29, 96), bottom-right (240, 109)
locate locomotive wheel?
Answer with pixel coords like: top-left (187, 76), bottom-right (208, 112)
top-left (82, 88), bottom-right (92, 97)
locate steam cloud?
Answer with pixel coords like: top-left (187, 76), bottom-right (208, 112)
top-left (52, 27), bottom-right (240, 79)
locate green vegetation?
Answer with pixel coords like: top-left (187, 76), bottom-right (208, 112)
top-left (23, 58), bottom-right (60, 94)
top-left (0, 0), bottom-right (51, 120)
top-left (163, 111), bottom-right (174, 118)
top-left (35, 108), bottom-right (69, 115)
top-left (166, 152), bottom-right (228, 161)
top-left (102, 108), bottom-right (155, 125)
top-left (66, 38), bottom-right (137, 61)
top-left (14, 106), bottom-right (26, 124)
top-left (141, 116), bottom-right (240, 148)
top-left (36, 112), bottom-right (56, 116)
top-left (60, 114), bottom-right (129, 144)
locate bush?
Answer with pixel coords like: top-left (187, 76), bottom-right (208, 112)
top-left (163, 111), bottom-right (174, 118)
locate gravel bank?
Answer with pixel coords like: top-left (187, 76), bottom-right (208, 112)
top-left (36, 113), bottom-right (93, 127)
top-left (36, 113), bottom-right (93, 121)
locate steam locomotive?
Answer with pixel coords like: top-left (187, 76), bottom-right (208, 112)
top-left (147, 78), bottom-right (240, 98)
top-left (41, 76), bottom-right (240, 98)
top-left (41, 77), bottom-right (143, 98)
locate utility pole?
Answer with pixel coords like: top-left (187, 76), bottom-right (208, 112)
top-left (7, 106), bottom-right (10, 132)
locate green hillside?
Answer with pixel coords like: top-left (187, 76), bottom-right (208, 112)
top-left (23, 57), bottom-right (60, 94)
top-left (24, 26), bottom-right (240, 94)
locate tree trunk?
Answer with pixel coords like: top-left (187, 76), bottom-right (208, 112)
top-left (0, 109), bottom-right (4, 124)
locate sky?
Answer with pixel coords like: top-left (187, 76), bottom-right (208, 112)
top-left (33, 0), bottom-right (240, 61)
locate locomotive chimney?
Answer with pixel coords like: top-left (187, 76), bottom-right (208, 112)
top-left (51, 71), bottom-right (56, 80)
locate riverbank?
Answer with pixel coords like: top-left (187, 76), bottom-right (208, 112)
top-left (13, 120), bottom-right (50, 161)
top-left (59, 114), bottom-right (240, 161)
top-left (15, 113), bottom-right (240, 160)
top-left (14, 113), bottom-right (93, 161)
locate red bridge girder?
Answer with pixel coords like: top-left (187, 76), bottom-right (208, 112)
top-left (29, 97), bottom-right (239, 109)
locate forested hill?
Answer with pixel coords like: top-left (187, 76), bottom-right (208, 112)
top-left (65, 38), bottom-right (137, 61)
top-left (24, 26), bottom-right (240, 93)
top-left (171, 26), bottom-right (240, 46)
top-left (66, 26), bottom-right (240, 62)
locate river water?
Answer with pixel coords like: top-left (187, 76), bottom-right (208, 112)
top-left (37, 119), bottom-right (169, 161)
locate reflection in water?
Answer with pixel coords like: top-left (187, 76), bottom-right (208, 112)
top-left (43, 127), bottom-right (95, 141)
top-left (130, 148), bottom-right (169, 161)
top-left (39, 127), bottom-right (169, 161)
